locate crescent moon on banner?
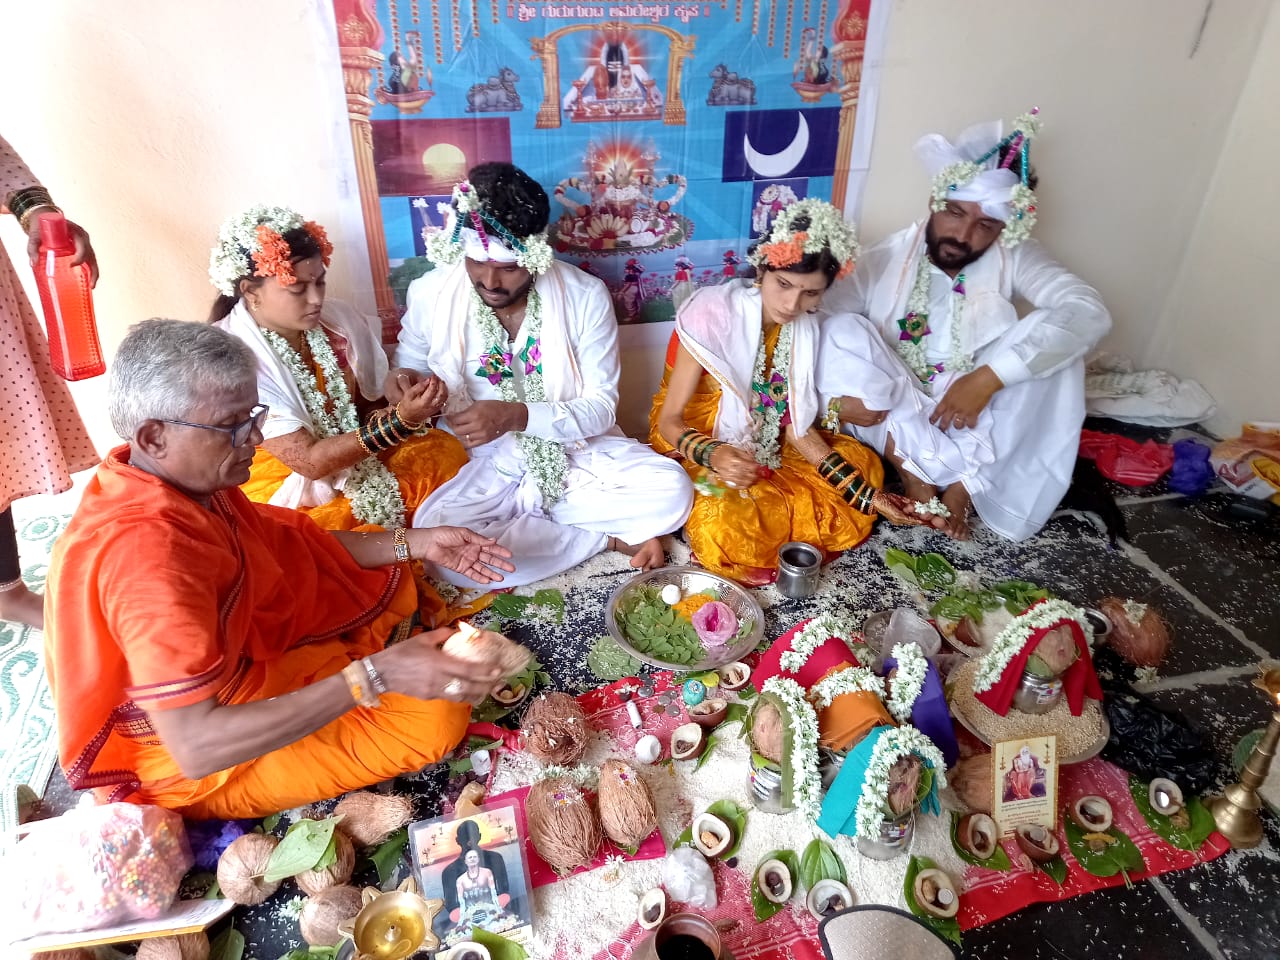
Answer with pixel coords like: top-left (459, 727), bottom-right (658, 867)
top-left (743, 114), bottom-right (810, 179)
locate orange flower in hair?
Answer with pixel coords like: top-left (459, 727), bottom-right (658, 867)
top-left (763, 230), bottom-right (809, 268)
top-left (836, 258), bottom-right (856, 279)
top-left (304, 220), bottom-right (334, 266)
top-left (251, 224), bottom-right (298, 286)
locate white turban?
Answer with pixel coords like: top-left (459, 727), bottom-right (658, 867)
top-left (436, 205), bottom-right (521, 263)
top-left (915, 121), bottom-right (1020, 221)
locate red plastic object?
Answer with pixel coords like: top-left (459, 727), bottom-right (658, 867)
top-left (33, 213), bottom-right (105, 380)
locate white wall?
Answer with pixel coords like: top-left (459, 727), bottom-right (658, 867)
top-left (0, 0), bottom-right (1271, 447)
top-left (1149, 1), bottom-right (1280, 436)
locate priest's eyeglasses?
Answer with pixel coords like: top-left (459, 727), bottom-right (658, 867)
top-left (161, 404), bottom-right (269, 448)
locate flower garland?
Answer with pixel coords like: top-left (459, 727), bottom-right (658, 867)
top-left (469, 287), bottom-right (569, 507)
top-left (749, 198), bottom-right (859, 278)
top-left (779, 612), bottom-right (865, 673)
top-left (761, 676), bottom-right (823, 821)
top-left (852, 725), bottom-right (948, 841)
top-left (749, 321), bottom-right (793, 469)
top-left (894, 253), bottom-right (973, 391)
top-left (972, 598), bottom-right (1088, 693)
top-left (811, 666), bottom-right (884, 709)
top-left (209, 204), bottom-right (333, 296)
top-left (886, 642), bottom-right (928, 723)
top-left (259, 327), bottom-right (405, 528)
top-left (425, 181), bottom-right (554, 276)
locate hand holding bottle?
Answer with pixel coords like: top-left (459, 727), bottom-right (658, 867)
top-left (25, 208), bottom-right (97, 286)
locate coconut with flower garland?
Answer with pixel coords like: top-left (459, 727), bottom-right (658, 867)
top-left (525, 774), bottom-right (602, 874)
top-left (747, 677), bottom-right (824, 819)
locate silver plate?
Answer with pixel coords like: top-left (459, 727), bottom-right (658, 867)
top-left (606, 565), bottom-right (765, 671)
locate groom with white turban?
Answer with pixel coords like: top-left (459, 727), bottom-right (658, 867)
top-left (817, 112), bottom-right (1111, 540)
top-left (388, 162), bottom-right (692, 585)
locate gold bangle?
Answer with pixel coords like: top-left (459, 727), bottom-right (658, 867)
top-left (342, 661), bottom-right (381, 708)
top-left (393, 527), bottom-right (412, 563)
top-left (394, 402), bottom-right (429, 431)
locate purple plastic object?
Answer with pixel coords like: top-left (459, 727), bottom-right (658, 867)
top-left (1169, 438), bottom-right (1214, 496)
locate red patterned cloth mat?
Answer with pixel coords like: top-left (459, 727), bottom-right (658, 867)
top-left (468, 673), bottom-right (1227, 956)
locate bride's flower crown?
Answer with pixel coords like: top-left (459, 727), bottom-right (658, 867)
top-left (748, 197), bottom-right (859, 279)
top-left (209, 204), bottom-right (333, 296)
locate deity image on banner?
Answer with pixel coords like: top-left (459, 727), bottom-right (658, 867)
top-left (551, 139), bottom-right (690, 256)
top-left (371, 118), bottom-right (512, 197)
top-left (560, 22), bottom-right (665, 122)
top-left (790, 25), bottom-right (835, 102)
top-left (375, 24), bottom-right (434, 114)
top-left (706, 63), bottom-right (758, 107)
top-left (750, 180), bottom-right (807, 238)
top-left (465, 66), bottom-right (523, 113)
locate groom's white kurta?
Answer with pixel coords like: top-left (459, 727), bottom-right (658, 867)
top-left (397, 260), bottom-right (692, 586)
top-left (818, 222), bottom-right (1111, 540)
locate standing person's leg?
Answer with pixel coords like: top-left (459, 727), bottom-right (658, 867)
top-left (0, 508), bottom-right (42, 628)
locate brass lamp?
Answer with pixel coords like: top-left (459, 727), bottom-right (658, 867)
top-left (337, 877), bottom-right (444, 960)
top-left (1206, 666), bottom-right (1280, 849)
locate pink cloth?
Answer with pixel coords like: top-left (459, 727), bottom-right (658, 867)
top-left (1079, 429), bottom-right (1173, 487)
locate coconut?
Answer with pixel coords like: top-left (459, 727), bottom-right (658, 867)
top-left (332, 791), bottom-right (415, 848)
top-left (1099, 597), bottom-right (1171, 668)
top-left (295, 828), bottom-right (356, 896)
top-left (597, 759), bottom-right (658, 850)
top-left (217, 832), bottom-right (281, 905)
top-left (750, 701), bottom-right (785, 764)
top-left (300, 884), bottom-right (365, 947)
top-left (135, 934), bottom-right (210, 960)
top-left (525, 777), bottom-right (602, 874)
top-left (443, 621), bottom-right (533, 678)
top-left (522, 692), bottom-right (590, 765)
top-left (949, 753), bottom-right (994, 814)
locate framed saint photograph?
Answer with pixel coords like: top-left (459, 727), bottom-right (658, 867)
top-left (992, 736), bottom-right (1059, 836)
top-left (408, 797), bottom-right (534, 949)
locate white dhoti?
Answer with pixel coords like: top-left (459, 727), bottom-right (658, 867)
top-left (818, 314), bottom-right (1085, 541)
top-left (414, 432), bottom-right (693, 587)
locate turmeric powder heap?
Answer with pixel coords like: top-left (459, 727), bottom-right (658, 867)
top-left (672, 592), bottom-right (717, 620)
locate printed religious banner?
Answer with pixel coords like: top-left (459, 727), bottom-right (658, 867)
top-left (409, 796), bottom-right (535, 950)
top-left (325, 0), bottom-right (889, 336)
top-left (991, 735), bottom-right (1059, 836)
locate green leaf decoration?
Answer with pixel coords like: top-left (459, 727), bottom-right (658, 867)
top-left (263, 816), bottom-right (343, 883)
top-left (751, 848), bottom-right (801, 922)
top-left (490, 593), bottom-right (532, 620)
top-left (1036, 855), bottom-right (1068, 885)
top-left (884, 548), bottom-right (920, 587)
top-left (704, 799), bottom-right (749, 858)
top-left (261, 812), bottom-right (281, 832)
top-left (949, 813), bottom-right (1012, 870)
top-left (695, 734), bottom-right (719, 771)
top-left (586, 634), bottom-right (644, 682)
top-left (930, 595), bottom-right (973, 622)
top-left (902, 855), bottom-right (963, 946)
top-left (469, 927), bottom-right (529, 960)
top-left (724, 703), bottom-right (749, 727)
top-left (210, 924), bottom-right (245, 960)
top-left (367, 827), bottom-right (410, 885)
top-left (1129, 777), bottom-right (1215, 851)
top-left (1064, 812), bottom-right (1145, 881)
top-left (799, 837), bottom-right (847, 889)
top-left (674, 824), bottom-right (692, 848)
top-left (738, 683), bottom-right (758, 701)
top-left (915, 553), bottom-right (957, 590)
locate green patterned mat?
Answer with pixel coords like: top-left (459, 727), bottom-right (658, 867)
top-left (0, 512), bottom-right (70, 841)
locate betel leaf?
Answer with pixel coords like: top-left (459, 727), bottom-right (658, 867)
top-left (930, 595), bottom-right (974, 623)
top-left (210, 924), bottom-right (245, 960)
top-left (724, 703), bottom-right (749, 727)
top-left (751, 848), bottom-right (801, 922)
top-left (884, 548), bottom-right (920, 586)
top-left (902, 855), bottom-right (962, 946)
top-left (261, 812), bottom-right (282, 832)
top-left (367, 827), bottom-right (410, 885)
top-left (490, 592), bottom-right (532, 620)
top-left (1036, 855), bottom-right (1068, 886)
top-left (694, 734), bottom-right (719, 771)
top-left (738, 682), bottom-right (758, 701)
top-left (1129, 777), bottom-right (1215, 851)
top-left (1064, 813), bottom-right (1144, 882)
top-left (312, 830), bottom-right (341, 871)
top-left (704, 798), bottom-right (749, 858)
top-left (263, 815), bottom-right (342, 883)
top-left (949, 813), bottom-right (1012, 870)
top-left (799, 837), bottom-right (846, 889)
top-left (914, 553), bottom-right (957, 590)
top-left (469, 926), bottom-right (529, 960)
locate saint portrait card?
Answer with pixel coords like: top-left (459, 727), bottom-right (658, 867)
top-left (992, 735), bottom-right (1059, 835)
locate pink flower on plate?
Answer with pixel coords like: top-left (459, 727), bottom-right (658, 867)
top-left (692, 601), bottom-right (739, 646)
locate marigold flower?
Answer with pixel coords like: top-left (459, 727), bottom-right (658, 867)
top-left (251, 225), bottom-right (298, 286)
top-left (303, 221), bottom-right (334, 266)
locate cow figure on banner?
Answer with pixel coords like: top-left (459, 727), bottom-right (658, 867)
top-left (707, 64), bottom-right (757, 106)
top-left (466, 67), bottom-right (522, 113)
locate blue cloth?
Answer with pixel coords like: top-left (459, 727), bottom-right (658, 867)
top-left (1169, 438), bottom-right (1214, 496)
top-left (817, 725), bottom-right (941, 837)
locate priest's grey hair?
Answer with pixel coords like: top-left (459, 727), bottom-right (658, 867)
top-left (109, 319), bottom-right (257, 439)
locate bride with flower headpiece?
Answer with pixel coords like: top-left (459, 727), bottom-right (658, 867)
top-left (650, 198), bottom-right (944, 585)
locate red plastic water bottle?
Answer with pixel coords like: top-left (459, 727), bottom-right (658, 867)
top-left (33, 213), bottom-right (105, 380)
